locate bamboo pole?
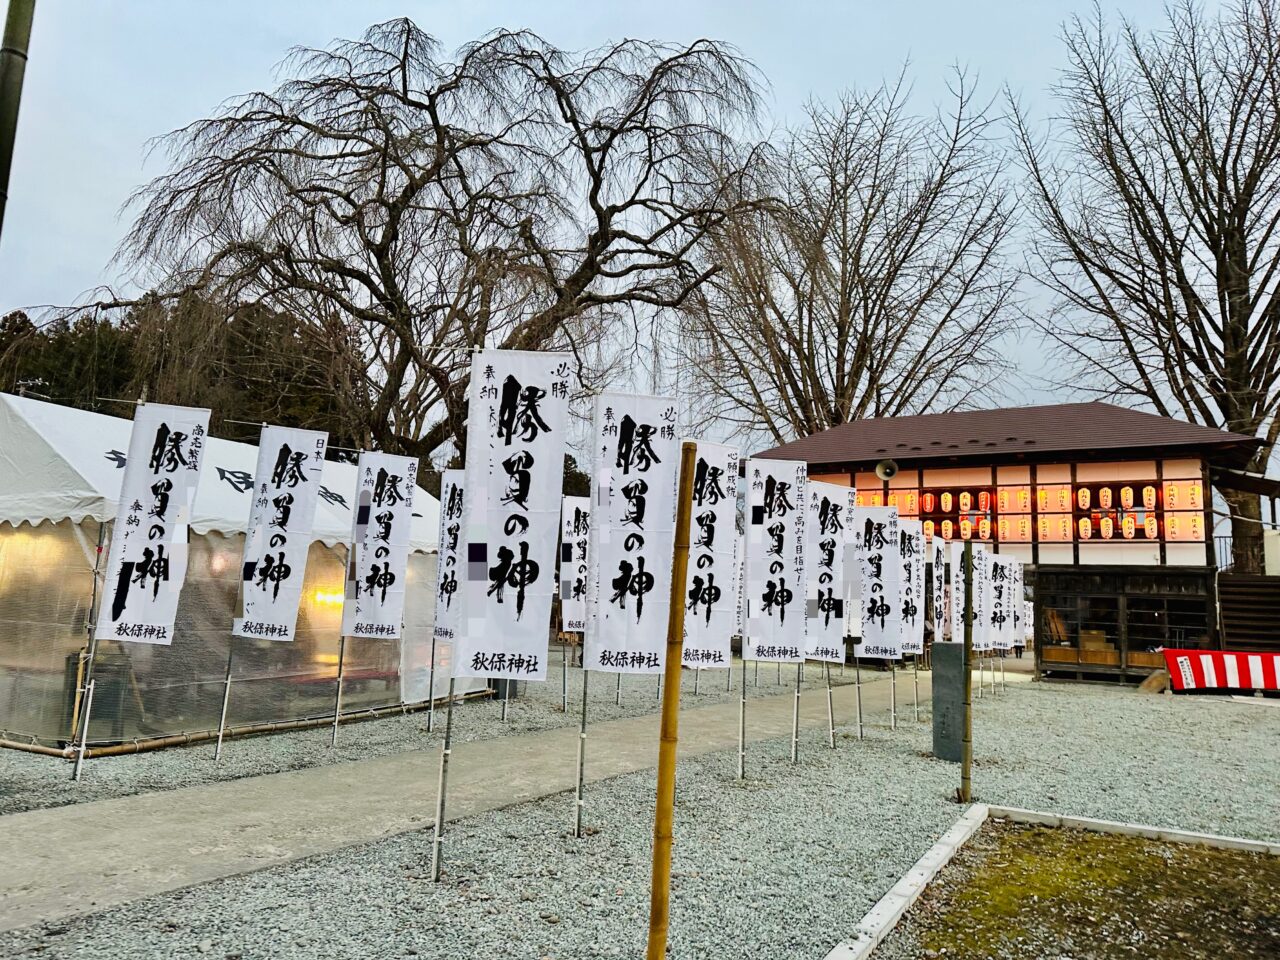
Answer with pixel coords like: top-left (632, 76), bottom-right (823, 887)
top-left (960, 542), bottom-right (974, 803)
top-left (0, 0), bottom-right (37, 241)
top-left (427, 630), bottom-right (439, 732)
top-left (645, 441), bottom-right (696, 960)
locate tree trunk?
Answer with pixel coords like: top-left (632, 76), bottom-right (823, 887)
top-left (1223, 489), bottom-right (1264, 574)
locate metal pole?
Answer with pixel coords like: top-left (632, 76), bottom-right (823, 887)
top-left (561, 637), bottom-right (568, 712)
top-left (501, 678), bottom-right (510, 722)
top-left (645, 441), bottom-right (696, 960)
top-left (574, 669), bottom-right (590, 838)
top-left (776, 661), bottom-right (782, 685)
top-left (960, 542), bottom-right (974, 803)
top-left (330, 635), bottom-right (347, 747)
top-left (854, 653), bottom-right (863, 740)
top-left (1000, 653), bottom-right (1006, 692)
top-left (754, 660), bottom-right (759, 686)
top-left (790, 661), bottom-right (802, 763)
top-left (616, 671), bottom-right (622, 706)
top-left (426, 631), bottom-right (438, 732)
top-left (913, 654), bottom-right (920, 723)
top-left (737, 651), bottom-right (747, 779)
top-left (214, 643), bottom-right (235, 761)
top-left (656, 673), bottom-right (662, 700)
top-left (693, 668), bottom-right (700, 696)
top-left (71, 678), bottom-right (95, 781)
top-left (429, 677), bottom-right (457, 881)
top-left (825, 662), bottom-right (835, 749)
top-left (890, 661), bottom-right (897, 731)
top-left (726, 658), bottom-right (733, 692)
top-left (975, 652), bottom-right (983, 700)
top-left (0, 0), bottom-right (37, 242)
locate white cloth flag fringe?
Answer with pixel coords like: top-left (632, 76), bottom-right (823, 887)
top-left (804, 481), bottom-right (854, 664)
top-left (681, 441), bottom-right (741, 671)
top-left (899, 519), bottom-right (925, 656)
top-left (233, 425), bottom-right (328, 641)
top-left (584, 393), bottom-right (681, 675)
top-left (96, 403), bottom-right (211, 645)
top-left (559, 496), bottom-right (591, 633)
top-left (454, 349), bottom-right (572, 682)
top-left (340, 451), bottom-right (418, 640)
top-left (743, 458), bottom-right (808, 664)
top-left (855, 506), bottom-right (901, 660)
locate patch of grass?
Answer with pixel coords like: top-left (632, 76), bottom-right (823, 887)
top-left (912, 822), bottom-right (1280, 958)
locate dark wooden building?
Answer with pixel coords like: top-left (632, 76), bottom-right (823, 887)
top-left (756, 402), bottom-right (1264, 682)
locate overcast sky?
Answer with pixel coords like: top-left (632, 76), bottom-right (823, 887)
top-left (0, 0), bottom-right (1183, 404)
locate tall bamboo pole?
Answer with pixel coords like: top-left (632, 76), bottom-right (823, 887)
top-left (960, 542), bottom-right (974, 803)
top-left (645, 442), bottom-right (696, 960)
top-left (0, 0), bottom-right (36, 241)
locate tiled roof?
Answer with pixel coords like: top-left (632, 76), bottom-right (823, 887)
top-left (753, 402), bottom-right (1260, 468)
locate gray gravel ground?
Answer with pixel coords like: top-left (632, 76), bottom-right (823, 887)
top-left (0, 656), bottom-right (878, 816)
top-left (1, 680), bottom-right (1275, 960)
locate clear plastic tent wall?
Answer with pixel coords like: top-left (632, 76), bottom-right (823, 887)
top-left (0, 394), bottom-right (480, 750)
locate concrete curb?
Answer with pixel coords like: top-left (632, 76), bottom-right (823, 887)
top-left (822, 803), bottom-right (989, 960)
top-left (987, 805), bottom-right (1280, 856)
top-left (823, 803), bottom-right (1280, 960)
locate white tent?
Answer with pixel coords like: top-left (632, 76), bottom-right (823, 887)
top-left (0, 393), bottom-right (440, 550)
top-left (0, 394), bottom-right (484, 753)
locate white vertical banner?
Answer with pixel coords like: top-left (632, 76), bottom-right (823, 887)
top-left (233, 426), bottom-right (328, 641)
top-left (1012, 561), bottom-right (1026, 645)
top-left (899, 519), bottom-right (925, 656)
top-left (743, 458), bottom-right (808, 663)
top-left (855, 506), bottom-right (901, 660)
top-left (559, 496), bottom-right (591, 633)
top-left (341, 452), bottom-right (418, 639)
top-left (682, 442), bottom-right (741, 669)
top-left (96, 403), bottom-right (211, 644)
top-left (455, 350), bottom-right (572, 680)
top-left (805, 481), bottom-right (853, 663)
top-left (949, 541), bottom-right (967, 645)
top-left (434, 470), bottom-right (465, 642)
top-left (584, 394), bottom-right (681, 674)
top-left (971, 546), bottom-right (991, 652)
top-left (991, 555), bottom-right (1014, 650)
top-left (932, 537), bottom-right (948, 642)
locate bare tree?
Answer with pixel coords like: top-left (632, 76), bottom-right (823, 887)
top-left (1014, 0), bottom-right (1280, 572)
top-left (679, 71), bottom-right (1016, 446)
top-left (114, 19), bottom-right (761, 461)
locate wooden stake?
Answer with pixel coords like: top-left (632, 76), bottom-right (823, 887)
top-left (645, 442), bottom-right (696, 960)
top-left (960, 542), bottom-right (974, 803)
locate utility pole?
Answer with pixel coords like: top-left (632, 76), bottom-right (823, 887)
top-left (0, 0), bottom-right (37, 244)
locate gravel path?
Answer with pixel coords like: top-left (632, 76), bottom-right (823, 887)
top-left (0, 658), bottom-right (880, 816)
top-left (1, 681), bottom-right (1275, 960)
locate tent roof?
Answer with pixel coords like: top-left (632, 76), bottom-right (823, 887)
top-left (0, 393), bottom-right (439, 551)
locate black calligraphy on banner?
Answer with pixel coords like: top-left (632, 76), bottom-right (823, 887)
top-left (341, 451), bottom-right (417, 640)
top-left (559, 496), bottom-right (591, 633)
top-left (97, 403), bottom-right (210, 645)
top-left (681, 442), bottom-right (741, 669)
top-left (234, 426), bottom-right (328, 642)
top-left (585, 395), bottom-right (680, 675)
top-left (744, 458), bottom-right (807, 663)
top-left (804, 481), bottom-right (854, 663)
top-left (455, 350), bottom-right (571, 681)
top-left (854, 505), bottom-right (901, 659)
top-left (899, 519), bottom-right (925, 655)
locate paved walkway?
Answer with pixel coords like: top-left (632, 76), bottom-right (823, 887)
top-left (0, 666), bottom-right (1027, 933)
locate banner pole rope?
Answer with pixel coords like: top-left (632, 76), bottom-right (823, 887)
top-left (913, 654), bottom-right (920, 723)
top-left (426, 630), bottom-right (439, 733)
top-left (430, 677), bottom-right (457, 881)
top-left (854, 651), bottom-right (863, 740)
top-left (790, 661), bottom-right (802, 763)
top-left (574, 668), bottom-right (590, 838)
top-left (330, 635), bottom-right (347, 747)
top-left (825, 662), bottom-right (835, 749)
